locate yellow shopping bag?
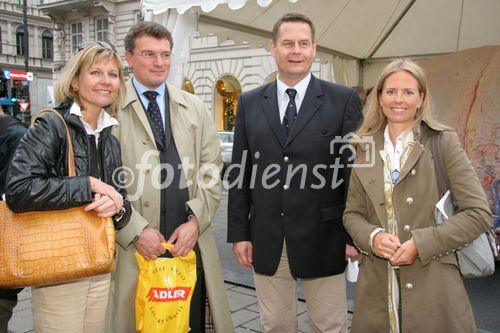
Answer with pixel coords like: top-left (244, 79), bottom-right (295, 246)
top-left (135, 243), bottom-right (196, 333)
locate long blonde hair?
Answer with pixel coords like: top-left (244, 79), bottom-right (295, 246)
top-left (357, 58), bottom-right (445, 136)
top-left (54, 44), bottom-right (125, 116)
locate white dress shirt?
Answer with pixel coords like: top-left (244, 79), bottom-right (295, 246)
top-left (276, 73), bottom-right (311, 124)
top-left (132, 77), bottom-right (167, 125)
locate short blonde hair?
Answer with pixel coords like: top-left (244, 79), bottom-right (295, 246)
top-left (54, 44), bottom-right (125, 116)
top-left (357, 58), bottom-right (444, 136)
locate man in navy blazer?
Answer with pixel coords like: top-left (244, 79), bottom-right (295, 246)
top-left (228, 13), bottom-right (362, 332)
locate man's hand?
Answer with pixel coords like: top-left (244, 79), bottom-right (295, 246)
top-left (372, 232), bottom-right (401, 260)
top-left (233, 241), bottom-right (253, 269)
top-left (134, 227), bottom-right (166, 260)
top-left (167, 217), bottom-right (199, 257)
top-left (346, 244), bottom-right (360, 261)
top-left (390, 239), bottom-right (418, 266)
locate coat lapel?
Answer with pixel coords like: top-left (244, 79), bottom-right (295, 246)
top-left (261, 82), bottom-right (286, 147)
top-left (355, 132), bottom-right (388, 228)
top-left (395, 127), bottom-right (430, 186)
top-left (167, 84), bottom-right (185, 152)
top-left (163, 87), bottom-right (173, 149)
top-left (397, 142), bottom-right (424, 186)
top-left (286, 75), bottom-right (322, 145)
top-left (124, 80), bottom-right (157, 147)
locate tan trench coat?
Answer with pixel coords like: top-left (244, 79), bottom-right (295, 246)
top-left (105, 80), bottom-right (234, 332)
top-left (343, 122), bottom-right (492, 333)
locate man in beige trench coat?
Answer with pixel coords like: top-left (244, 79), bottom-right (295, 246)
top-left (105, 22), bottom-right (233, 332)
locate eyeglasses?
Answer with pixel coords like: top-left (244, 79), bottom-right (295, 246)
top-left (382, 88), bottom-right (419, 98)
top-left (74, 40), bottom-right (117, 54)
top-left (135, 51), bottom-right (171, 60)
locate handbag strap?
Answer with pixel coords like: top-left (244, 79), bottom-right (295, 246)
top-left (431, 131), bottom-right (455, 202)
top-left (32, 108), bottom-right (76, 177)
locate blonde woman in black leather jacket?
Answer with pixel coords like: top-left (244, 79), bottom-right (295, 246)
top-left (6, 41), bottom-right (130, 333)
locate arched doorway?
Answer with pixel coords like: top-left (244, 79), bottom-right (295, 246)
top-left (214, 75), bottom-right (241, 131)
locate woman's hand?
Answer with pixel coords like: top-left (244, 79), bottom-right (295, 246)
top-left (372, 232), bottom-right (401, 260)
top-left (390, 239), bottom-right (418, 266)
top-left (86, 176), bottom-right (123, 217)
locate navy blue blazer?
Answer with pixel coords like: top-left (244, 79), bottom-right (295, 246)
top-left (227, 75), bottom-right (362, 278)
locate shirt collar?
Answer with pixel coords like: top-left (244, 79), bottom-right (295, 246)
top-left (383, 125), bottom-right (415, 150)
top-left (276, 73), bottom-right (311, 101)
top-left (69, 102), bottom-right (118, 135)
top-left (132, 77), bottom-right (165, 99)
top-left (383, 125), bottom-right (414, 172)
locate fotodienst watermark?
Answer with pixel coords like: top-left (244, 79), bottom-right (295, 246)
top-left (113, 134), bottom-right (376, 200)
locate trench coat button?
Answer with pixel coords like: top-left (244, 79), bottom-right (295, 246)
top-left (405, 197), bottom-right (414, 205)
top-left (403, 225), bottom-right (411, 232)
top-left (144, 201), bottom-right (150, 208)
top-left (283, 156), bottom-right (289, 163)
top-left (432, 256), bottom-right (437, 260)
top-left (283, 184), bottom-right (289, 190)
top-left (142, 137), bottom-right (150, 145)
top-left (410, 169), bottom-right (416, 176)
top-left (280, 212), bottom-right (285, 217)
top-left (405, 283), bottom-right (414, 290)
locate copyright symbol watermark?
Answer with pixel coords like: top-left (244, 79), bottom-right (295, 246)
top-left (112, 166), bottom-right (135, 189)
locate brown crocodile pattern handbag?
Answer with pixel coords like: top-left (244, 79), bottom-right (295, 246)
top-left (0, 109), bottom-right (115, 288)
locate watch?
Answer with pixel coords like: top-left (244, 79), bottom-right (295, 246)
top-left (113, 207), bottom-right (126, 223)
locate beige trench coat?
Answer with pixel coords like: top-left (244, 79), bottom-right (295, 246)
top-left (343, 122), bottom-right (492, 333)
top-left (105, 80), bottom-right (234, 332)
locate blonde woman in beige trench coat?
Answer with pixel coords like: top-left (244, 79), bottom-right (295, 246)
top-left (343, 59), bottom-right (492, 333)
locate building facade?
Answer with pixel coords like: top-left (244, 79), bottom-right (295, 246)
top-left (11, 1), bottom-right (356, 129)
top-left (38, 0), bottom-right (140, 74)
top-left (185, 33), bottom-right (339, 131)
top-left (0, 0), bottom-right (53, 123)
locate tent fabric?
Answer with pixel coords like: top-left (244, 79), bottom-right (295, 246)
top-left (141, 0), bottom-right (500, 60)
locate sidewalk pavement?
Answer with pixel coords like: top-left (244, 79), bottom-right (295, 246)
top-left (8, 189), bottom-right (352, 332)
top-left (8, 283), bottom-right (352, 333)
top-left (7, 190), bottom-right (496, 332)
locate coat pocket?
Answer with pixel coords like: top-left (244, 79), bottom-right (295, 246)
top-left (439, 252), bottom-right (459, 269)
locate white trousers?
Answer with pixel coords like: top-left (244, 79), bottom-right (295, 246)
top-left (31, 273), bottom-right (111, 333)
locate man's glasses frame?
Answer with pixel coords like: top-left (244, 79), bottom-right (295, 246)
top-left (134, 51), bottom-right (171, 60)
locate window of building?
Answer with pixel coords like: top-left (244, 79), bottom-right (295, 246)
top-left (0, 29), bottom-right (2, 54)
top-left (96, 18), bottom-right (108, 42)
top-left (71, 22), bottom-right (83, 53)
top-left (42, 30), bottom-right (53, 59)
top-left (16, 25), bottom-right (25, 55)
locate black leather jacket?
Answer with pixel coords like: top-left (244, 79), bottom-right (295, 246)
top-left (6, 102), bottom-right (130, 229)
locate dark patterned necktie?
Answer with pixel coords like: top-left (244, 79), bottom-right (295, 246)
top-left (143, 90), bottom-right (165, 142)
top-left (284, 88), bottom-right (297, 137)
